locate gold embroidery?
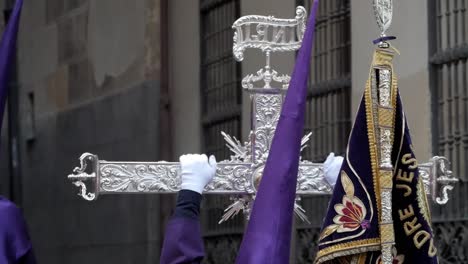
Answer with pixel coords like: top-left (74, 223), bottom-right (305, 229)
top-left (401, 153), bottom-right (418, 169)
top-left (372, 49), bottom-right (398, 258)
top-left (378, 107), bottom-right (393, 127)
top-left (319, 172), bottom-right (369, 240)
top-left (428, 239), bottom-right (437, 257)
top-left (373, 47), bottom-right (396, 66)
top-left (403, 217), bottom-right (422, 236)
top-left (380, 170), bottom-right (393, 189)
top-left (380, 223), bottom-right (395, 243)
top-left (398, 204), bottom-right (415, 221)
top-left (315, 238), bottom-right (381, 264)
top-left (414, 230), bottom-right (431, 249)
top-left (396, 169), bottom-right (414, 183)
top-left (342, 171), bottom-right (355, 196)
top-left (396, 184), bottom-right (412, 197)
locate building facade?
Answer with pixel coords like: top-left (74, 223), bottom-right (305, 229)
top-left (0, 0), bottom-right (466, 263)
top-left (1, 0), bottom-right (164, 263)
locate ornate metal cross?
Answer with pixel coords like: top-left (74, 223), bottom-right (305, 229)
top-left (67, 6), bottom-right (458, 223)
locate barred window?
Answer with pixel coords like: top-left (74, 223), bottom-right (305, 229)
top-left (429, 0), bottom-right (468, 220)
top-left (200, 0), bottom-right (242, 160)
top-left (298, 0), bottom-right (351, 162)
top-left (200, 1), bottom-right (244, 262)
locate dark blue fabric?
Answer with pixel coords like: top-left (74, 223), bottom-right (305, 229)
top-left (391, 94), bottom-right (438, 263)
top-left (173, 190), bottom-right (202, 219)
top-left (372, 36), bottom-right (396, 44)
top-left (159, 190), bottom-right (204, 264)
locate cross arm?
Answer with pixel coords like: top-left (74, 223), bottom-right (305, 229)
top-left (68, 153), bottom-right (457, 205)
top-left (296, 156), bottom-right (458, 205)
top-left (67, 153), bottom-right (253, 201)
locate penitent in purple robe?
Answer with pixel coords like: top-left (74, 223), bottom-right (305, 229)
top-left (0, 197), bottom-right (36, 264)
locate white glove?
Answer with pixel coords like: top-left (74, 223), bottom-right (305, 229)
top-left (180, 154), bottom-right (217, 194)
top-left (323, 152), bottom-right (344, 188)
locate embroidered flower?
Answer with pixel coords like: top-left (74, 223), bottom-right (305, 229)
top-left (333, 195), bottom-right (368, 232)
top-left (376, 247), bottom-right (405, 264)
top-left (319, 171), bottom-right (370, 240)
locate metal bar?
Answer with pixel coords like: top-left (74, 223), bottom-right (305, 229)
top-left (68, 152), bottom-right (457, 204)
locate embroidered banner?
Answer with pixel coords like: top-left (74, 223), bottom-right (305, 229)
top-left (314, 48), bottom-right (438, 264)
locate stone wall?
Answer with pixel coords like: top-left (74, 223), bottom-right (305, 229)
top-left (0, 0), bottom-right (163, 263)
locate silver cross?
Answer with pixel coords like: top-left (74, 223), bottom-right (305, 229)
top-left (67, 6), bottom-right (458, 224)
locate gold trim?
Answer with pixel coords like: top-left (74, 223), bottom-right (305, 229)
top-left (315, 239), bottom-right (381, 264)
top-left (373, 47), bottom-right (397, 66)
top-left (372, 48), bottom-right (399, 261)
top-left (380, 170), bottom-right (393, 189)
top-left (378, 107), bottom-right (393, 127)
top-left (380, 223), bottom-right (395, 243)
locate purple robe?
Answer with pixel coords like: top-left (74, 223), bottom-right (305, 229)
top-left (160, 218), bottom-right (204, 264)
top-left (0, 197), bottom-right (36, 264)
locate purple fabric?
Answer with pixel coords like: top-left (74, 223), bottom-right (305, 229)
top-left (372, 36), bottom-right (396, 44)
top-left (235, 1), bottom-right (318, 263)
top-left (0, 197), bottom-right (35, 264)
top-left (160, 217), bottom-right (204, 264)
top-left (0, 0), bottom-right (22, 129)
top-left (173, 190), bottom-right (202, 219)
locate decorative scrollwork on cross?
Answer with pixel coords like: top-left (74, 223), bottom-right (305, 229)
top-left (233, 6), bottom-right (307, 90)
top-left (68, 153), bottom-right (98, 201)
top-left (430, 156), bottom-right (458, 205)
top-left (232, 6), bottom-right (307, 61)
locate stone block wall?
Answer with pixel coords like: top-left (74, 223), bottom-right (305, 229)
top-left (0, 0), bottom-right (164, 263)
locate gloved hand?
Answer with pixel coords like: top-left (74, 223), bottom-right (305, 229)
top-left (180, 154), bottom-right (217, 194)
top-left (323, 152), bottom-right (344, 188)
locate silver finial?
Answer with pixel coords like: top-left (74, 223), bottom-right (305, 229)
top-left (373, 0), bottom-right (393, 37)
